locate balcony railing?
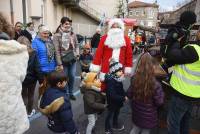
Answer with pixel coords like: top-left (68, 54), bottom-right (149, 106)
top-left (53, 0), bottom-right (104, 22)
top-left (53, 0), bottom-right (80, 7)
top-left (78, 1), bottom-right (102, 21)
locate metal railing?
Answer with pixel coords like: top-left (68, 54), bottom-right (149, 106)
top-left (78, 0), bottom-right (102, 21)
top-left (72, 23), bottom-right (98, 37)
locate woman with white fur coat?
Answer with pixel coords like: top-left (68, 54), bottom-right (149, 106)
top-left (0, 39), bottom-right (29, 134)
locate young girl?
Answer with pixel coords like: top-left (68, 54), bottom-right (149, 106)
top-left (105, 60), bottom-right (128, 134)
top-left (127, 53), bottom-right (164, 134)
top-left (39, 71), bottom-right (79, 134)
top-left (81, 72), bottom-right (106, 134)
top-left (80, 44), bottom-right (93, 73)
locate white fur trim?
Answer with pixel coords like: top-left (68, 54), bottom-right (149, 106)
top-left (91, 86), bottom-right (101, 92)
top-left (99, 72), bottom-right (106, 81)
top-left (111, 48), bottom-right (120, 62)
top-left (124, 67), bottom-right (132, 74)
top-left (0, 40), bottom-right (27, 54)
top-left (89, 63), bottom-right (101, 72)
top-left (108, 18), bottom-right (125, 31)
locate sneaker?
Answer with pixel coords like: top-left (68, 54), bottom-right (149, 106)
top-left (112, 125), bottom-right (125, 131)
top-left (70, 95), bottom-right (76, 101)
top-left (28, 109), bottom-right (36, 118)
top-left (105, 131), bottom-right (112, 134)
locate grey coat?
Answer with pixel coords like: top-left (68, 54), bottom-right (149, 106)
top-left (53, 30), bottom-right (79, 65)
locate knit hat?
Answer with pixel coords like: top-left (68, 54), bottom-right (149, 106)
top-left (109, 59), bottom-right (123, 74)
top-left (180, 11), bottom-right (196, 28)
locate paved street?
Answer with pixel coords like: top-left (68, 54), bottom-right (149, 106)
top-left (25, 56), bottom-right (200, 134)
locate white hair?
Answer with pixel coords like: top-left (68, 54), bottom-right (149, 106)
top-left (39, 26), bottom-right (50, 33)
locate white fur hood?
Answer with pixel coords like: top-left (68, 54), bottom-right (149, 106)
top-left (0, 40), bottom-right (27, 54)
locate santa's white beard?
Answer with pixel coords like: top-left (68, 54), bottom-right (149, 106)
top-left (105, 28), bottom-right (125, 49)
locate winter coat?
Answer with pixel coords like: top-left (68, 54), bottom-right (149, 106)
top-left (53, 30), bottom-right (79, 66)
top-left (81, 87), bottom-right (106, 115)
top-left (23, 50), bottom-right (44, 86)
top-left (80, 53), bottom-right (93, 70)
top-left (127, 80), bottom-right (164, 129)
top-left (32, 37), bottom-right (56, 73)
top-left (91, 33), bottom-right (101, 48)
top-left (20, 30), bottom-right (32, 43)
top-left (39, 87), bottom-right (77, 133)
top-left (0, 40), bottom-right (29, 134)
top-left (105, 74), bottom-right (126, 110)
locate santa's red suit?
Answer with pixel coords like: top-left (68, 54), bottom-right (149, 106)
top-left (90, 19), bottom-right (133, 91)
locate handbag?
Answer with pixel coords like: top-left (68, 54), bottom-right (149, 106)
top-left (61, 50), bottom-right (76, 65)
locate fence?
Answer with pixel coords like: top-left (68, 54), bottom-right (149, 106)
top-left (72, 23), bottom-right (98, 37)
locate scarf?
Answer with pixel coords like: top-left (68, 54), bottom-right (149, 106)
top-left (45, 39), bottom-right (55, 62)
top-left (59, 27), bottom-right (74, 50)
top-left (109, 73), bottom-right (125, 82)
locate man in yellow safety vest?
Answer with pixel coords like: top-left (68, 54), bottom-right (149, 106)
top-left (165, 11), bottom-right (199, 134)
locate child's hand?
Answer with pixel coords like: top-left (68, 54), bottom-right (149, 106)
top-left (125, 96), bottom-right (129, 102)
top-left (39, 83), bottom-right (44, 88)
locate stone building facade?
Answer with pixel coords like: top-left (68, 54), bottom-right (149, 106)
top-left (0, 0), bottom-right (102, 36)
top-left (159, 0), bottom-right (200, 25)
top-left (128, 1), bottom-right (159, 27)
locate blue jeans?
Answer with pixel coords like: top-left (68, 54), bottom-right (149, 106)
top-left (64, 62), bottom-right (76, 95)
top-left (167, 94), bottom-right (192, 134)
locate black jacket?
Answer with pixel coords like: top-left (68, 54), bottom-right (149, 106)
top-left (165, 42), bottom-right (199, 66)
top-left (105, 74), bottom-right (126, 110)
top-left (91, 33), bottom-right (101, 48)
top-left (20, 30), bottom-right (32, 42)
top-left (22, 51), bottom-right (44, 85)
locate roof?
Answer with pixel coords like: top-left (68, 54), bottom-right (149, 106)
top-left (128, 1), bottom-right (159, 8)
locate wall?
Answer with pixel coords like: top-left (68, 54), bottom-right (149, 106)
top-left (0, 0), bottom-right (23, 24)
top-left (86, 0), bottom-right (118, 18)
top-left (0, 0), bottom-right (12, 23)
top-left (72, 9), bottom-right (99, 36)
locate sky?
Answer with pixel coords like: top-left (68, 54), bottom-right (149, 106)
top-left (129, 0), bottom-right (186, 11)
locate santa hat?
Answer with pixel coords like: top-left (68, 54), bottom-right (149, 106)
top-left (109, 59), bottom-right (123, 74)
top-left (108, 18), bottom-right (125, 31)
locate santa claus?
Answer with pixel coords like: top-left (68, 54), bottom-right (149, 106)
top-left (90, 18), bottom-right (133, 90)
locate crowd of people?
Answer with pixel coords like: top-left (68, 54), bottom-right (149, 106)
top-left (0, 10), bottom-right (200, 134)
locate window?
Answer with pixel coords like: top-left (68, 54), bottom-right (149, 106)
top-left (135, 10), bottom-right (140, 16)
top-left (129, 11), bottom-right (133, 16)
top-left (148, 9), bottom-right (154, 18)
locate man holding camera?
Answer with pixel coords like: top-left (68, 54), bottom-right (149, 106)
top-left (163, 11), bottom-right (200, 134)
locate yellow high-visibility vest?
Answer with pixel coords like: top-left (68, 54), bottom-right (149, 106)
top-left (170, 44), bottom-right (200, 98)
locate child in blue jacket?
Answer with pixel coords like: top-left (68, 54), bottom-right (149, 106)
top-left (39, 71), bottom-right (79, 134)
